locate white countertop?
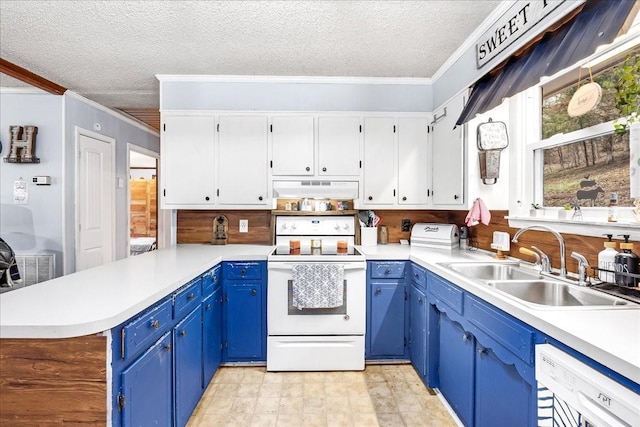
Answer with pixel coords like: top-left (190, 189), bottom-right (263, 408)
top-left (1, 243), bottom-right (638, 385)
top-left (0, 244), bottom-right (272, 339)
top-left (359, 244), bottom-right (640, 386)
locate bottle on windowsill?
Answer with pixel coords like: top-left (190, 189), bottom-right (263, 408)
top-left (607, 192), bottom-right (618, 222)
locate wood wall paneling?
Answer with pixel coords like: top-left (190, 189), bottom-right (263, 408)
top-left (119, 108), bottom-right (161, 131)
top-left (0, 335), bottom-right (107, 426)
top-left (177, 210), bottom-right (272, 245)
top-left (130, 178), bottom-right (157, 237)
top-left (176, 209), bottom-right (637, 276)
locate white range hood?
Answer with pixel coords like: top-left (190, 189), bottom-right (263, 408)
top-left (273, 180), bottom-right (359, 199)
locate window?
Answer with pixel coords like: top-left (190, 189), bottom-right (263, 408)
top-left (536, 52), bottom-right (639, 208)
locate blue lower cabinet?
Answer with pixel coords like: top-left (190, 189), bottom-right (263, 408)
top-left (224, 282), bottom-right (265, 361)
top-left (222, 261), bottom-right (267, 362)
top-left (202, 287), bottom-right (222, 386)
top-left (474, 345), bottom-right (534, 427)
top-left (438, 312), bottom-right (475, 427)
top-left (409, 284), bottom-right (427, 378)
top-left (120, 332), bottom-right (173, 427)
top-left (369, 281), bottom-right (406, 358)
top-left (174, 307), bottom-right (203, 427)
top-left (427, 272), bottom-right (539, 427)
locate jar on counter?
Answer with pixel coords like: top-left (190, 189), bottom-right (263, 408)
top-left (379, 226), bottom-right (388, 245)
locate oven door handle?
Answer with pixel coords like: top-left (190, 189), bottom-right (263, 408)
top-left (268, 263), bottom-right (364, 271)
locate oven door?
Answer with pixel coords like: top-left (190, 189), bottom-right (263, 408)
top-left (267, 261), bottom-right (366, 335)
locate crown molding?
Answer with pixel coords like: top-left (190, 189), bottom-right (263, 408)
top-left (156, 74), bottom-right (432, 86)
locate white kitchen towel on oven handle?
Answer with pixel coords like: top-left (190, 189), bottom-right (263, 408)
top-left (292, 264), bottom-right (344, 310)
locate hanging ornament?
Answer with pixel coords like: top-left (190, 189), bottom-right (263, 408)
top-left (567, 67), bottom-right (602, 117)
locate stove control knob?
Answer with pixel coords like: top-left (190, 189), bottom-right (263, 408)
top-left (291, 224), bottom-right (297, 230)
top-left (281, 223), bottom-right (288, 230)
top-left (342, 223), bottom-right (350, 230)
top-left (334, 224), bottom-right (341, 231)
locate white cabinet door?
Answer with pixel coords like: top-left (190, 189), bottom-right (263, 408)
top-left (432, 94), bottom-right (465, 206)
top-left (271, 116), bottom-right (314, 176)
top-left (218, 116), bottom-right (269, 205)
top-left (363, 117), bottom-right (396, 205)
top-left (318, 117), bottom-right (361, 176)
top-left (161, 114), bottom-right (216, 207)
top-left (398, 117), bottom-right (430, 205)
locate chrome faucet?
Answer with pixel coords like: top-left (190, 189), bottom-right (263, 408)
top-left (512, 225), bottom-right (567, 277)
top-left (571, 252), bottom-right (590, 286)
top-left (531, 246), bottom-right (552, 273)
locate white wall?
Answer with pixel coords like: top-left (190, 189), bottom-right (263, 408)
top-left (63, 93), bottom-right (160, 274)
top-left (160, 79), bottom-right (433, 112)
top-left (0, 91), bottom-right (65, 278)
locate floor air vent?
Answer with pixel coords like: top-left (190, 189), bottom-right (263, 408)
top-left (14, 255), bottom-right (55, 286)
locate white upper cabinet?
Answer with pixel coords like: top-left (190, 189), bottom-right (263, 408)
top-left (431, 93), bottom-right (465, 206)
top-left (217, 116), bottom-right (269, 206)
top-left (161, 114), bottom-right (216, 207)
top-left (362, 117), bottom-right (396, 205)
top-left (318, 117), bottom-right (361, 176)
top-left (271, 116), bottom-right (314, 176)
top-left (398, 117), bottom-right (430, 206)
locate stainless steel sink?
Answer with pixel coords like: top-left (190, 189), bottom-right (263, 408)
top-left (439, 262), bottom-right (542, 281)
top-left (485, 280), bottom-right (631, 308)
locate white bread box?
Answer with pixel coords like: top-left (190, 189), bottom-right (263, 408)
top-left (410, 223), bottom-right (459, 249)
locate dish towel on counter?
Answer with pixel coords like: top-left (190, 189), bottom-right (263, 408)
top-left (465, 198), bottom-right (491, 227)
top-left (292, 263), bottom-right (344, 310)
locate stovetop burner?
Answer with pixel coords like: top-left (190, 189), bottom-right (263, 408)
top-left (272, 245), bottom-right (361, 256)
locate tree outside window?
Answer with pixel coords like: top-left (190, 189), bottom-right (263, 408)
top-left (540, 53), bottom-right (639, 208)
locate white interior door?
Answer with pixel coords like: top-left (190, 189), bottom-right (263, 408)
top-left (77, 131), bottom-right (115, 271)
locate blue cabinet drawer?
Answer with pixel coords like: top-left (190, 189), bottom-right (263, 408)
top-left (202, 264), bottom-right (221, 296)
top-left (466, 295), bottom-right (534, 364)
top-left (123, 299), bottom-right (173, 360)
top-left (370, 262), bottom-right (406, 279)
top-left (223, 262), bottom-right (262, 280)
top-left (409, 263), bottom-right (427, 289)
top-left (174, 278), bottom-right (202, 319)
top-left (428, 272), bottom-right (463, 315)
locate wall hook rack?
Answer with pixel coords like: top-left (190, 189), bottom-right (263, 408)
top-left (430, 107), bottom-right (447, 125)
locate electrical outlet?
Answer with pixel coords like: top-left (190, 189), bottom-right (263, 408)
top-left (239, 219), bottom-right (248, 233)
top-left (401, 219), bottom-right (411, 232)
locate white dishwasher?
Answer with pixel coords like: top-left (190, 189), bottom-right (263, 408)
top-left (535, 344), bottom-right (640, 427)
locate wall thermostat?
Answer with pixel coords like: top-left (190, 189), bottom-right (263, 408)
top-left (32, 176), bottom-right (51, 185)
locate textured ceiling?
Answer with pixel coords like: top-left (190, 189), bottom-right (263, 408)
top-left (0, 1), bottom-right (501, 110)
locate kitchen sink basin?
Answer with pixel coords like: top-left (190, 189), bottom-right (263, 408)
top-left (438, 262), bottom-right (542, 281)
top-left (485, 280), bottom-right (632, 308)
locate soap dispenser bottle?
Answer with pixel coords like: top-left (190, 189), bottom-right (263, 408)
top-left (597, 234), bottom-right (618, 283)
top-left (614, 235), bottom-right (639, 287)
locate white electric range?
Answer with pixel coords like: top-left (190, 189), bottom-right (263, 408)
top-left (267, 215), bottom-right (367, 371)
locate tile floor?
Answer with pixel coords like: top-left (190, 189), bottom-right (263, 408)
top-left (187, 364), bottom-right (458, 427)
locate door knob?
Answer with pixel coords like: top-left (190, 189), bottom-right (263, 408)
top-left (322, 167), bottom-right (327, 172)
top-left (251, 289), bottom-right (257, 296)
top-left (306, 166), bottom-right (310, 171)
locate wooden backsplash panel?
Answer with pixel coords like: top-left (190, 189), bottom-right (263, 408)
top-left (374, 210), bottom-right (450, 243)
top-left (177, 210), bottom-right (272, 244)
top-left (448, 210), bottom-right (637, 276)
top-left (176, 208), bottom-right (637, 276)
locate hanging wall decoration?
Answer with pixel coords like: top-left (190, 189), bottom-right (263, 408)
top-left (4, 125), bottom-right (40, 163)
top-left (477, 118), bottom-right (509, 185)
top-left (567, 67), bottom-right (602, 117)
